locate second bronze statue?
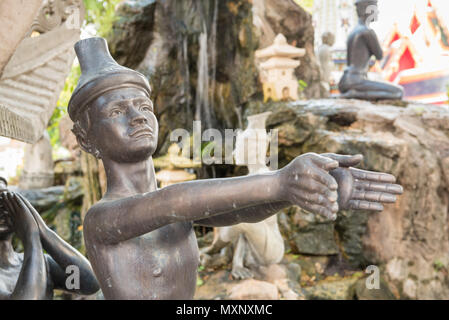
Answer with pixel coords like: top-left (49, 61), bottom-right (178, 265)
top-left (338, 0), bottom-right (404, 100)
top-left (67, 37), bottom-right (403, 300)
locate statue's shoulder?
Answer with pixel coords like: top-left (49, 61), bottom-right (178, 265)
top-left (361, 27), bottom-right (377, 38)
top-left (83, 199), bottom-right (113, 227)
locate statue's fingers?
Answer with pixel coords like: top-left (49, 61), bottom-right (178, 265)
top-left (298, 198), bottom-right (337, 220)
top-left (350, 167), bottom-right (396, 183)
top-left (15, 193), bottom-right (40, 217)
top-left (310, 155), bottom-right (339, 171)
top-left (6, 193), bottom-right (20, 212)
top-left (352, 191), bottom-right (397, 203)
top-left (295, 190), bottom-right (338, 213)
top-left (354, 180), bottom-right (403, 194)
top-left (321, 153), bottom-right (363, 167)
top-left (9, 193), bottom-right (29, 213)
top-left (348, 200), bottom-right (384, 211)
top-left (1, 192), bottom-right (14, 215)
top-left (301, 177), bottom-right (338, 202)
top-left (309, 167), bottom-right (338, 190)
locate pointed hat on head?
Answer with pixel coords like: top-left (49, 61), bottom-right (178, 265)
top-left (68, 37), bottom-right (151, 121)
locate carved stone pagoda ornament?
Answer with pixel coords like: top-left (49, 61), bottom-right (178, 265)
top-left (0, 0), bottom-right (84, 144)
top-left (255, 34), bottom-right (306, 102)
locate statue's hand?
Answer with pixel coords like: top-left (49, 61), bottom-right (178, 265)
top-left (15, 193), bottom-right (51, 238)
top-left (1, 192), bottom-right (39, 241)
top-left (280, 153), bottom-right (340, 220)
top-left (329, 165), bottom-right (403, 212)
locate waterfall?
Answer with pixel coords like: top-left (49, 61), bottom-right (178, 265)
top-left (195, 26), bottom-right (211, 128)
top-left (182, 36), bottom-right (191, 113)
top-left (195, 0), bottom-right (219, 130)
top-left (209, 0), bottom-right (218, 123)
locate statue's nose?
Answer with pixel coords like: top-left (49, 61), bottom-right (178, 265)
top-left (129, 107), bottom-right (148, 126)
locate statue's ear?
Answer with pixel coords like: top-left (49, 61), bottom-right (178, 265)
top-left (72, 121), bottom-right (96, 157)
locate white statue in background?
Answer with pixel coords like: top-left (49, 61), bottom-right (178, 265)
top-left (317, 31), bottom-right (336, 91)
top-left (201, 112), bottom-right (285, 279)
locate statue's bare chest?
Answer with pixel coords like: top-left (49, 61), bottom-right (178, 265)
top-left (92, 222), bottom-right (200, 299)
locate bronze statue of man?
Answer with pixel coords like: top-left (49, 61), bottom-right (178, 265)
top-left (68, 37), bottom-right (403, 300)
top-left (0, 177), bottom-right (99, 299)
top-left (338, 0), bottom-right (404, 100)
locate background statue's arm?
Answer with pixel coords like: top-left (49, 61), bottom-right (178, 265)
top-left (1, 193), bottom-right (48, 300)
top-left (16, 194), bottom-right (100, 296)
top-left (366, 29), bottom-right (383, 60)
top-left (10, 234), bottom-right (48, 300)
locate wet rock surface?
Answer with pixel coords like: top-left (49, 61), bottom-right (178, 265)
top-left (249, 99), bottom-right (449, 299)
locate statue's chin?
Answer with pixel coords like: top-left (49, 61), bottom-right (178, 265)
top-left (107, 144), bottom-right (157, 164)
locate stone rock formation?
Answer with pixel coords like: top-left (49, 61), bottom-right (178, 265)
top-left (245, 98), bottom-right (449, 300)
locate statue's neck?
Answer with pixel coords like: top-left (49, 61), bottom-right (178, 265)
top-left (358, 17), bottom-right (370, 27)
top-left (101, 158), bottom-right (158, 200)
top-left (0, 236), bottom-right (16, 268)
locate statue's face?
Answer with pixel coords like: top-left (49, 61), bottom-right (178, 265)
top-left (87, 87), bottom-right (158, 163)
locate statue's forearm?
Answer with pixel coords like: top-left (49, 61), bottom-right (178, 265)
top-left (195, 201), bottom-right (290, 227)
top-left (40, 229), bottom-right (99, 295)
top-left (91, 171), bottom-right (283, 244)
top-left (11, 233), bottom-right (48, 300)
top-left (367, 31), bottom-right (383, 60)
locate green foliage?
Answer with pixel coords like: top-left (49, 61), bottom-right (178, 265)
top-left (47, 65), bottom-right (81, 148)
top-left (83, 0), bottom-right (122, 38)
top-left (298, 79), bottom-right (308, 99)
top-left (298, 79), bottom-right (308, 92)
top-left (434, 260), bottom-right (446, 272)
top-left (47, 0), bottom-right (121, 148)
top-left (196, 276), bottom-right (204, 287)
top-left (294, 0), bottom-right (314, 13)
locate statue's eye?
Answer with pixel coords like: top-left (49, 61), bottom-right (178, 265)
top-left (110, 109), bottom-right (122, 117)
top-left (140, 104), bottom-right (153, 112)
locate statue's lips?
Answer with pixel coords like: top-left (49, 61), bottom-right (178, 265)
top-left (130, 127), bottom-right (153, 139)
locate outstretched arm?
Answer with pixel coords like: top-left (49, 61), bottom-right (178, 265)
top-left (86, 153), bottom-right (341, 245)
top-left (15, 194), bottom-right (100, 296)
top-left (1, 192), bottom-right (48, 300)
top-left (194, 201), bottom-right (290, 227)
top-left (196, 154), bottom-right (403, 226)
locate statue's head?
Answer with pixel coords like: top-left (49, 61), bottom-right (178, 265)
top-left (322, 32), bottom-right (335, 46)
top-left (355, 0), bottom-right (378, 23)
top-left (0, 178), bottom-right (12, 237)
top-left (68, 38), bottom-right (158, 164)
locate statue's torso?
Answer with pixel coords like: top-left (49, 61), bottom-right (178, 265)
top-left (85, 220), bottom-right (200, 300)
top-left (346, 24), bottom-right (373, 73)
